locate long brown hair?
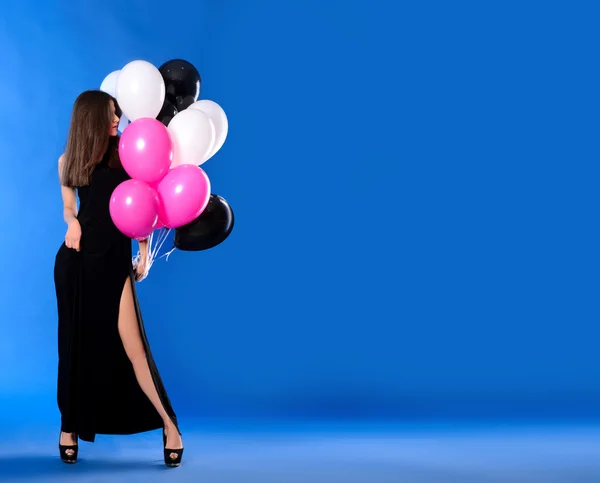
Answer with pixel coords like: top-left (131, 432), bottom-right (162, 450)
top-left (60, 90), bottom-right (122, 187)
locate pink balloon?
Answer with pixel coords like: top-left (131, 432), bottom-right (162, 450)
top-left (157, 164), bottom-right (211, 228)
top-left (119, 118), bottom-right (173, 184)
top-left (110, 179), bottom-right (160, 239)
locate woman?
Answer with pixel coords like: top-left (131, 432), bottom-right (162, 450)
top-left (54, 90), bottom-right (184, 467)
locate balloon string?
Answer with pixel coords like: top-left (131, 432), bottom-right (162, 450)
top-left (149, 228), bottom-right (164, 261)
top-left (133, 227), bottom-right (175, 279)
top-left (154, 228), bottom-right (172, 257)
top-left (148, 227), bottom-right (173, 270)
top-left (161, 247), bottom-right (177, 262)
top-left (149, 230), bottom-right (158, 263)
top-left (145, 230), bottom-right (155, 278)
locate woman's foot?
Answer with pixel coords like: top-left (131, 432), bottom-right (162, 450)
top-left (59, 432), bottom-right (78, 464)
top-left (60, 432), bottom-right (77, 449)
top-left (164, 422), bottom-right (183, 449)
top-left (163, 422), bottom-right (184, 467)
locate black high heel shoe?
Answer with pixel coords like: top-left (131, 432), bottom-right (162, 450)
top-left (58, 433), bottom-right (78, 464)
top-left (163, 428), bottom-right (184, 467)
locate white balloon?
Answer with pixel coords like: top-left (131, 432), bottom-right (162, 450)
top-left (101, 70), bottom-right (130, 133)
top-left (100, 70), bottom-right (120, 97)
top-left (118, 114), bottom-right (129, 134)
top-left (168, 109), bottom-right (216, 168)
top-left (115, 60), bottom-right (165, 121)
top-left (190, 100), bottom-right (228, 162)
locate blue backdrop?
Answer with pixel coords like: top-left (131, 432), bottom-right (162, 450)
top-left (0, 0), bottom-right (599, 424)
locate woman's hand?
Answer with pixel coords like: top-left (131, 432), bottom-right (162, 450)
top-left (135, 238), bottom-right (149, 281)
top-left (65, 219), bottom-right (82, 252)
top-left (135, 256), bottom-right (147, 282)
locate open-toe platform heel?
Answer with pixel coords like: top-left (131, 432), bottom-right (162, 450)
top-left (59, 433), bottom-right (78, 464)
top-left (163, 430), bottom-right (184, 467)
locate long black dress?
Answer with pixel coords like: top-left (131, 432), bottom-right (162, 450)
top-left (54, 153), bottom-right (178, 443)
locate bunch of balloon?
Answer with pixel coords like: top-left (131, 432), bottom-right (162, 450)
top-left (99, 58), bottom-right (233, 279)
top-left (155, 59), bottom-right (233, 254)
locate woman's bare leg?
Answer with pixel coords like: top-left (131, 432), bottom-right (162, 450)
top-left (118, 277), bottom-right (183, 454)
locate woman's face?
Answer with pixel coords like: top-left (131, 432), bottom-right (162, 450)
top-left (109, 100), bottom-right (120, 136)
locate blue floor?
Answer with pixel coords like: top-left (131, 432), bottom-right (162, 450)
top-left (2, 419), bottom-right (600, 482)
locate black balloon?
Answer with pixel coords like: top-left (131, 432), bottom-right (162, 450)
top-left (159, 59), bottom-right (201, 111)
top-left (156, 99), bottom-right (178, 127)
top-left (175, 195), bottom-right (234, 252)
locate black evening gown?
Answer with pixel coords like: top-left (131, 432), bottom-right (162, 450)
top-left (54, 154), bottom-right (178, 443)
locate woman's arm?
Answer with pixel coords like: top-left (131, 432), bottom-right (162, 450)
top-left (59, 155), bottom-right (82, 251)
top-left (59, 155), bottom-right (78, 224)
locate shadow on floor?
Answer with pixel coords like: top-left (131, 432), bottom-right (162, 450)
top-left (0, 454), bottom-right (171, 479)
